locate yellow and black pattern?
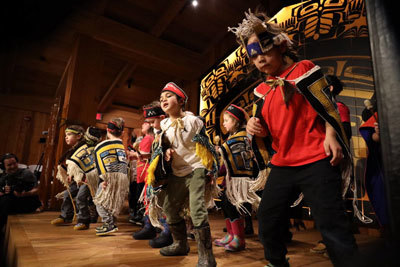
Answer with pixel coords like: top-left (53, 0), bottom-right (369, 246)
top-left (94, 140), bottom-right (127, 176)
top-left (294, 65), bottom-right (350, 155)
top-left (69, 144), bottom-right (96, 173)
top-left (220, 130), bottom-right (255, 178)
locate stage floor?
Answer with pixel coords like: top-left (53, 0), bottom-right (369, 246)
top-left (2, 211), bottom-right (385, 267)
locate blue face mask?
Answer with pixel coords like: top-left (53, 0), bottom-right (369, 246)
top-left (246, 42), bottom-right (264, 58)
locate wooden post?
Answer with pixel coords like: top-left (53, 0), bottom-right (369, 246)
top-left (48, 34), bottom-right (105, 210)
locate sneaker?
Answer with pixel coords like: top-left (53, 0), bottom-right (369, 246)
top-left (96, 224), bottom-right (118, 236)
top-left (51, 217), bottom-right (72, 225)
top-left (96, 224), bottom-right (106, 232)
top-left (73, 223), bottom-right (89, 230)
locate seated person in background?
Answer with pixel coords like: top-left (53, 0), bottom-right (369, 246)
top-left (0, 153), bottom-right (42, 230)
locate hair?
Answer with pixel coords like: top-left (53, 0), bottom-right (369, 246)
top-left (224, 112), bottom-right (246, 134)
top-left (228, 9), bottom-right (298, 62)
top-left (326, 75), bottom-right (344, 97)
top-left (108, 117), bottom-right (125, 137)
top-left (0, 153), bottom-right (19, 170)
top-left (65, 125), bottom-right (85, 136)
top-left (144, 100), bottom-right (162, 109)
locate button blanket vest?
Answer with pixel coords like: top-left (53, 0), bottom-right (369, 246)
top-left (93, 139), bottom-right (129, 216)
top-left (66, 143), bottom-right (98, 197)
top-left (218, 129), bottom-right (261, 214)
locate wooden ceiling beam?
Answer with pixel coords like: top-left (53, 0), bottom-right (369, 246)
top-left (91, 16), bottom-right (205, 80)
top-left (97, 63), bottom-right (137, 113)
top-left (150, 0), bottom-right (187, 37)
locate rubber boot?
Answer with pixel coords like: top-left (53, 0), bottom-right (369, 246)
top-left (194, 224), bottom-right (217, 267)
top-left (133, 215), bottom-right (157, 240)
top-left (214, 218), bottom-right (233, 247)
top-left (149, 218), bottom-right (173, 248)
top-left (225, 218), bottom-right (245, 252)
top-left (160, 220), bottom-right (190, 256)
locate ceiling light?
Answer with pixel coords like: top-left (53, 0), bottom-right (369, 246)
top-left (192, 0), bottom-right (198, 7)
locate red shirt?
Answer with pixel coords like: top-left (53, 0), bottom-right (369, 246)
top-left (337, 102), bottom-right (350, 123)
top-left (255, 60), bottom-right (328, 166)
top-left (136, 134), bottom-right (154, 183)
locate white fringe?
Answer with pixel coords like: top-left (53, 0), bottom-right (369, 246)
top-left (148, 192), bottom-right (164, 229)
top-left (226, 177), bottom-right (261, 214)
top-left (56, 165), bottom-right (69, 187)
top-left (250, 168), bottom-right (270, 192)
top-left (66, 160), bottom-right (84, 184)
top-left (204, 177), bottom-right (222, 210)
top-left (93, 173), bottom-right (129, 216)
top-left (85, 169), bottom-right (99, 198)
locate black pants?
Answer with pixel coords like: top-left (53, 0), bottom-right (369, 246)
top-left (257, 158), bottom-right (357, 267)
top-left (130, 182), bottom-right (144, 217)
top-left (220, 192), bottom-right (240, 221)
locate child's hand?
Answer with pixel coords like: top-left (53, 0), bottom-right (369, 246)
top-left (165, 148), bottom-right (174, 162)
top-left (101, 181), bottom-right (108, 190)
top-left (246, 117), bottom-right (266, 137)
top-left (323, 134), bottom-right (343, 166)
top-left (67, 176), bottom-right (72, 184)
top-left (372, 122), bottom-right (380, 142)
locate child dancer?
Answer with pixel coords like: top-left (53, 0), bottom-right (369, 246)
top-left (51, 125), bottom-right (85, 226)
top-left (156, 82), bottom-right (217, 267)
top-left (130, 120), bottom-right (154, 229)
top-left (94, 118), bottom-right (129, 235)
top-left (229, 10), bottom-right (358, 267)
top-left (214, 104), bottom-right (260, 252)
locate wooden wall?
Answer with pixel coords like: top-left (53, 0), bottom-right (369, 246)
top-left (0, 99), bottom-right (51, 166)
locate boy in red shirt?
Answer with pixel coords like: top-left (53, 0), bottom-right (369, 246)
top-left (229, 10), bottom-right (357, 267)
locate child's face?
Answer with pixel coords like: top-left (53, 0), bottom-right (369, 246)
top-left (145, 117), bottom-right (163, 130)
top-left (141, 122), bottom-right (151, 134)
top-left (160, 91), bottom-right (181, 115)
top-left (223, 113), bottom-right (238, 134)
top-left (248, 34), bottom-right (286, 77)
top-left (65, 132), bottom-right (81, 146)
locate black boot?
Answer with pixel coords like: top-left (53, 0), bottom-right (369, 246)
top-left (149, 218), bottom-right (173, 248)
top-left (160, 220), bottom-right (190, 256)
top-left (133, 215), bottom-right (157, 240)
top-left (194, 224), bottom-right (217, 267)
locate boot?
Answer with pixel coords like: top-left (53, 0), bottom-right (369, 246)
top-left (149, 218), bottom-right (173, 248)
top-left (194, 224), bottom-right (217, 267)
top-left (160, 220), bottom-right (190, 256)
top-left (133, 215), bottom-right (157, 240)
top-left (214, 218), bottom-right (233, 247)
top-left (224, 218), bottom-right (245, 252)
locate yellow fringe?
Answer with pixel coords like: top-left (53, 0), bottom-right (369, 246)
top-left (146, 155), bottom-right (160, 186)
top-left (195, 143), bottom-right (214, 170)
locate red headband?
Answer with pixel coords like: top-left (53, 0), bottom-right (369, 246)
top-left (161, 82), bottom-right (187, 101)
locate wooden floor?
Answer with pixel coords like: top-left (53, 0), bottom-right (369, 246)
top-left (1, 211), bottom-right (387, 267)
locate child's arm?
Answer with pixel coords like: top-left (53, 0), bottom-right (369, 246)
top-left (324, 122), bottom-right (343, 166)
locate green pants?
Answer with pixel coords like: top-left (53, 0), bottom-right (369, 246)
top-left (163, 168), bottom-right (208, 227)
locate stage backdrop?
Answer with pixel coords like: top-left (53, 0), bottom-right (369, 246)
top-left (200, 0), bottom-right (377, 225)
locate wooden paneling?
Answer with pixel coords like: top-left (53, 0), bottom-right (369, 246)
top-left (0, 106), bottom-right (50, 166)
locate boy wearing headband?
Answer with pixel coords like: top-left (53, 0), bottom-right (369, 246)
top-left (94, 118), bottom-right (129, 235)
top-left (51, 125), bottom-right (84, 226)
top-left (229, 10), bottom-right (357, 267)
top-left (51, 126), bottom-right (102, 230)
top-left (153, 82), bottom-right (218, 267)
